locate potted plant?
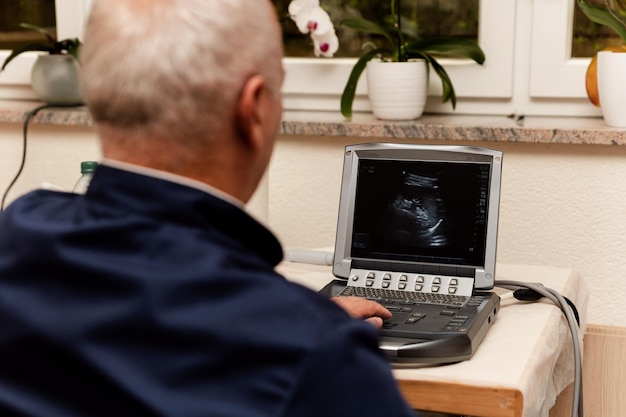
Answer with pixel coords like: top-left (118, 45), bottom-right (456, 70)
top-left (288, 0), bottom-right (485, 120)
top-left (339, 0), bottom-right (485, 119)
top-left (577, 0), bottom-right (626, 126)
top-left (1, 23), bottom-right (83, 105)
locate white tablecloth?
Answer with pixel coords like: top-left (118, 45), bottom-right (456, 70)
top-left (277, 261), bottom-right (588, 417)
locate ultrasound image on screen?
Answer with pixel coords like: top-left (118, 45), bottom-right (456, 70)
top-left (351, 159), bottom-right (491, 266)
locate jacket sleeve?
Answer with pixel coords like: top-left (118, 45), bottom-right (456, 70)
top-left (282, 319), bottom-right (419, 417)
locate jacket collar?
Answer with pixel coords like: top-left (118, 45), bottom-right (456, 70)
top-left (86, 164), bottom-right (284, 268)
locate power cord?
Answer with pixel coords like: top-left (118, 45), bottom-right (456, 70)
top-left (513, 285), bottom-right (580, 325)
top-left (0, 104), bottom-right (81, 212)
top-left (495, 280), bottom-right (583, 417)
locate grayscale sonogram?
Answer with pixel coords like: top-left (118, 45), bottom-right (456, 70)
top-left (378, 172), bottom-right (449, 248)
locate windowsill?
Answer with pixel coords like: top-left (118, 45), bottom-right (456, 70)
top-left (1, 101), bottom-right (623, 146)
top-left (280, 110), bottom-right (624, 146)
top-left (0, 101), bottom-right (91, 126)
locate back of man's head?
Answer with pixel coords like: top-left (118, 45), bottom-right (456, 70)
top-left (80, 0), bottom-right (284, 145)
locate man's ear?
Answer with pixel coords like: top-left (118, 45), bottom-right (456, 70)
top-left (236, 74), bottom-right (267, 150)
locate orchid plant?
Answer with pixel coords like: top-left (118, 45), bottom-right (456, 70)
top-left (287, 0), bottom-right (485, 118)
top-left (0, 23), bottom-right (81, 72)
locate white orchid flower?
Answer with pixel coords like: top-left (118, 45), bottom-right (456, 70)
top-left (312, 30), bottom-right (339, 57)
top-left (288, 0), bottom-right (338, 57)
top-left (288, 0), bottom-right (319, 17)
top-left (292, 6), bottom-right (334, 35)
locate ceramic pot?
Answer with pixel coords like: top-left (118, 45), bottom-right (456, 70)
top-left (366, 59), bottom-right (428, 121)
top-left (597, 50), bottom-right (626, 127)
top-left (31, 54), bottom-right (83, 105)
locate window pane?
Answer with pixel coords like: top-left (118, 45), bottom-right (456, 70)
top-left (274, 0), bottom-right (479, 58)
top-left (0, 0), bottom-right (56, 50)
top-left (572, 0), bottom-right (624, 57)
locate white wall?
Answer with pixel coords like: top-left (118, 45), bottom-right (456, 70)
top-left (0, 123), bottom-right (100, 200)
top-left (2, 122), bottom-right (625, 327)
top-left (0, 122), bottom-right (269, 220)
top-left (269, 135), bottom-right (626, 327)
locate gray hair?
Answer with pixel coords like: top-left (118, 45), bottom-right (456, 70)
top-left (80, 0), bottom-right (284, 141)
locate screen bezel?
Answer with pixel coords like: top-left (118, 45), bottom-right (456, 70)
top-left (332, 143), bottom-right (503, 290)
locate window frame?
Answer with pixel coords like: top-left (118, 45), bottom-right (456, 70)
top-left (526, 0), bottom-right (602, 117)
top-left (0, 0), bottom-right (92, 100)
top-left (529, 0), bottom-right (587, 99)
top-left (0, 0), bottom-right (606, 118)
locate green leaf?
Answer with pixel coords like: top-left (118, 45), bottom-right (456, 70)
top-left (19, 22), bottom-right (56, 45)
top-left (340, 48), bottom-right (393, 119)
top-left (404, 51), bottom-right (428, 61)
top-left (57, 38), bottom-right (82, 58)
top-left (67, 42), bottom-right (81, 60)
top-left (340, 17), bottom-right (396, 47)
top-left (1, 43), bottom-right (56, 71)
top-left (577, 0), bottom-right (626, 43)
top-left (418, 54), bottom-right (457, 109)
top-left (405, 38), bottom-right (485, 64)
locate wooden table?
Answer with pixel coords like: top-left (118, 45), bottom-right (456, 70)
top-left (277, 261), bottom-right (588, 417)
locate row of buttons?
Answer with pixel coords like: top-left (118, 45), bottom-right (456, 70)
top-left (443, 315), bottom-right (470, 331)
top-left (383, 313), bottom-right (470, 330)
top-left (359, 271), bottom-right (460, 294)
top-left (382, 312), bottom-right (427, 329)
top-left (383, 311), bottom-right (468, 330)
top-left (363, 271), bottom-right (457, 284)
top-left (338, 285), bottom-right (469, 305)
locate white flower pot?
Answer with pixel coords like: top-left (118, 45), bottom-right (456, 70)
top-left (366, 59), bottom-right (428, 121)
top-left (31, 54), bottom-right (83, 105)
top-left (597, 50), bottom-right (626, 128)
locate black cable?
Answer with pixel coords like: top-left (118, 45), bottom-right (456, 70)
top-left (564, 296), bottom-right (581, 327)
top-left (513, 287), bottom-right (544, 301)
top-left (512, 286), bottom-right (581, 326)
top-left (0, 104), bottom-right (80, 212)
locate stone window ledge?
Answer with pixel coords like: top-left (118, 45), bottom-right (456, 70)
top-left (1, 101), bottom-right (622, 146)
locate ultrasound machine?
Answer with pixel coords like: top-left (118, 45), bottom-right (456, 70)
top-left (320, 143), bottom-right (503, 364)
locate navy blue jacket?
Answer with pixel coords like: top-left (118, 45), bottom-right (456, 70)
top-left (0, 164), bottom-right (416, 417)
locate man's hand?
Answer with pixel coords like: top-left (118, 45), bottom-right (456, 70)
top-left (331, 296), bottom-right (392, 328)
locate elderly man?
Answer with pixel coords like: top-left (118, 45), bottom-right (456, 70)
top-left (0, 1), bottom-right (417, 416)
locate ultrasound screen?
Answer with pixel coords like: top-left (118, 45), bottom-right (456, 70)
top-left (351, 158), bottom-right (491, 267)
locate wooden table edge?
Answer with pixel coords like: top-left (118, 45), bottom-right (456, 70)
top-left (398, 379), bottom-right (523, 417)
